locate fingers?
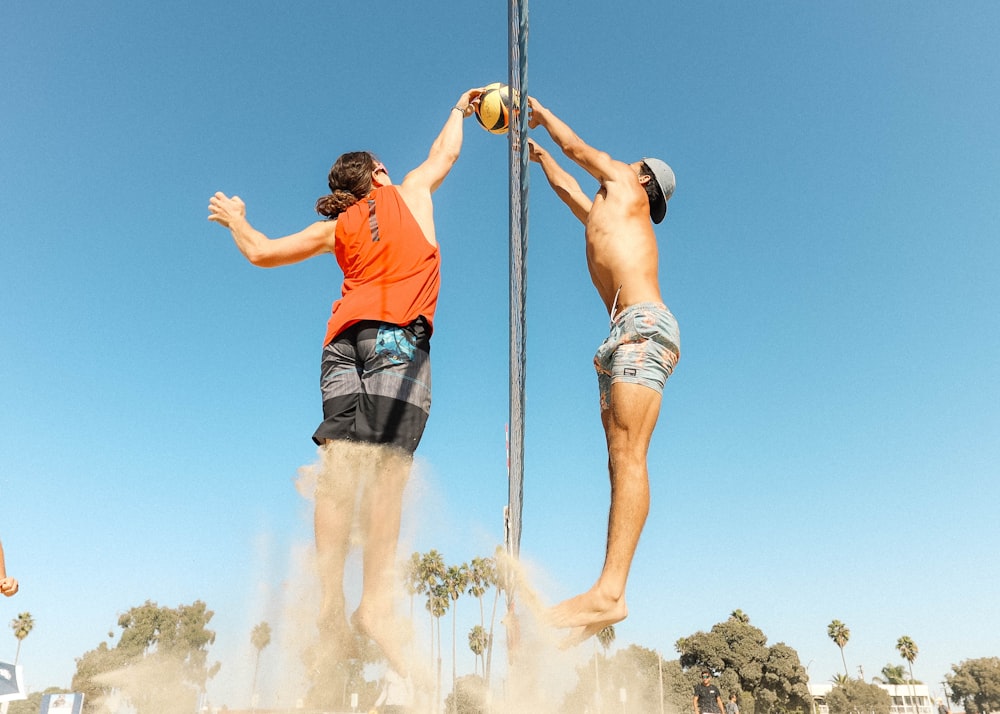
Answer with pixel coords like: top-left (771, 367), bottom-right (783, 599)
top-left (526, 138), bottom-right (542, 163)
top-left (207, 193), bottom-right (244, 221)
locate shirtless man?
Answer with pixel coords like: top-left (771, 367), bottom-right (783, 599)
top-left (527, 96), bottom-right (680, 645)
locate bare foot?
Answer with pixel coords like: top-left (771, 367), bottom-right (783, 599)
top-left (352, 607), bottom-right (410, 676)
top-left (546, 587), bottom-right (628, 648)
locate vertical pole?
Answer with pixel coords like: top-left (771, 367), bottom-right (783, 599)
top-left (504, 0), bottom-right (529, 697)
top-left (505, 0), bottom-right (528, 567)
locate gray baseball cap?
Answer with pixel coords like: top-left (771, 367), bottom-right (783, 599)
top-left (642, 157), bottom-right (675, 224)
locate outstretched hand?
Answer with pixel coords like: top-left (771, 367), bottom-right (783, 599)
top-left (207, 192), bottom-right (246, 228)
top-left (526, 96), bottom-right (544, 129)
top-left (527, 138), bottom-right (545, 163)
top-left (455, 87), bottom-right (486, 117)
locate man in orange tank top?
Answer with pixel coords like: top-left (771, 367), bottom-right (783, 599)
top-left (526, 96), bottom-right (680, 647)
top-left (208, 86), bottom-right (483, 695)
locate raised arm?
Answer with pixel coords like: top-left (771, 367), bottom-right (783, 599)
top-left (401, 87), bottom-right (484, 196)
top-left (208, 192), bottom-right (337, 268)
top-left (527, 138), bottom-right (592, 225)
top-left (527, 96), bottom-right (619, 184)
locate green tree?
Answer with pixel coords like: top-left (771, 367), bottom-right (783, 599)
top-left (6, 688), bottom-right (67, 714)
top-left (677, 611), bottom-right (810, 714)
top-left (597, 624), bottom-right (616, 656)
top-left (250, 621), bottom-right (272, 712)
top-left (484, 547), bottom-right (508, 685)
top-left (403, 551), bottom-right (425, 620)
top-left (825, 679), bottom-right (892, 714)
top-left (417, 550), bottom-right (447, 712)
top-left (9, 612), bottom-right (34, 665)
top-left (71, 600), bottom-right (220, 714)
top-left (877, 664), bottom-right (906, 685)
top-left (444, 674), bottom-right (489, 714)
top-left (446, 563), bottom-right (469, 713)
top-left (946, 657), bottom-right (1000, 714)
top-left (465, 556), bottom-right (495, 676)
top-left (560, 644), bottom-right (689, 714)
top-left (827, 620), bottom-right (850, 678)
top-left (467, 625), bottom-right (488, 676)
top-left (419, 550), bottom-right (446, 663)
top-left (896, 636), bottom-right (919, 714)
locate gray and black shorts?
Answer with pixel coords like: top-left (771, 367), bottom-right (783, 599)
top-left (312, 317), bottom-right (432, 454)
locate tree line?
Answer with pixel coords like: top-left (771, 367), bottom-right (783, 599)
top-left (6, 576), bottom-right (1000, 714)
top-left (825, 618), bottom-right (999, 714)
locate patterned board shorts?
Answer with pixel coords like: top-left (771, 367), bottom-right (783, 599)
top-left (312, 317), bottom-right (432, 454)
top-left (594, 302), bottom-right (680, 410)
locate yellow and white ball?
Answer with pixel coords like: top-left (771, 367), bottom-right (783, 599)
top-left (475, 82), bottom-right (519, 135)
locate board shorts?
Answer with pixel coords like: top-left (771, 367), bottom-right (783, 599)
top-left (594, 302), bottom-right (680, 411)
top-left (312, 317), bottom-right (432, 454)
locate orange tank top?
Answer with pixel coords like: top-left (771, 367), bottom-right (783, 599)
top-left (323, 185), bottom-right (441, 345)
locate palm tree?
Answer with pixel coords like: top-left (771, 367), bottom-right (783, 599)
top-left (419, 550), bottom-right (446, 662)
top-left (467, 625), bottom-right (488, 676)
top-left (597, 624), bottom-right (616, 656)
top-left (250, 621), bottom-right (272, 712)
top-left (465, 557), bottom-right (493, 676)
top-left (445, 563), bottom-right (469, 713)
top-left (484, 548), bottom-right (506, 686)
top-left (880, 664), bottom-right (907, 685)
top-left (403, 551), bottom-right (425, 620)
top-left (896, 636), bottom-right (920, 714)
top-left (831, 673), bottom-right (851, 686)
top-left (427, 582), bottom-right (450, 714)
top-left (827, 620), bottom-right (851, 677)
top-left (10, 612), bottom-right (34, 664)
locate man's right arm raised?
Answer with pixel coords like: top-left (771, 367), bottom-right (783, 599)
top-left (527, 138), bottom-right (592, 225)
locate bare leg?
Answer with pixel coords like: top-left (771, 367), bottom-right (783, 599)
top-left (351, 445), bottom-right (413, 677)
top-left (549, 381), bottom-right (662, 645)
top-left (314, 440), bottom-right (361, 661)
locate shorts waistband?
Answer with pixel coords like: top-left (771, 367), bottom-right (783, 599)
top-left (610, 301), bottom-right (669, 325)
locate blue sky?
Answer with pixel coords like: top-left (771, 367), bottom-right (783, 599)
top-left (2, 0), bottom-right (999, 709)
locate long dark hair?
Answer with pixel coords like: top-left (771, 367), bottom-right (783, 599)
top-left (315, 151), bottom-right (377, 218)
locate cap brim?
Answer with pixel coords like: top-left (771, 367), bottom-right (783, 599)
top-left (650, 196), bottom-right (667, 224)
top-left (642, 157), bottom-right (674, 224)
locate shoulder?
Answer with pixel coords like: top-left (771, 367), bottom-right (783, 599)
top-left (305, 218), bottom-right (339, 238)
top-left (603, 157), bottom-right (637, 182)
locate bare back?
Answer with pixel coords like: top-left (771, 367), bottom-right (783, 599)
top-left (585, 163), bottom-right (663, 315)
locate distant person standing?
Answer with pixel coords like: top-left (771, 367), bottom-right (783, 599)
top-left (726, 693), bottom-right (740, 714)
top-left (0, 538), bottom-right (18, 596)
top-left (937, 699), bottom-right (948, 714)
top-left (694, 670), bottom-right (725, 714)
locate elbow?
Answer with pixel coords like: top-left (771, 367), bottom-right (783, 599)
top-left (245, 248), bottom-right (277, 268)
